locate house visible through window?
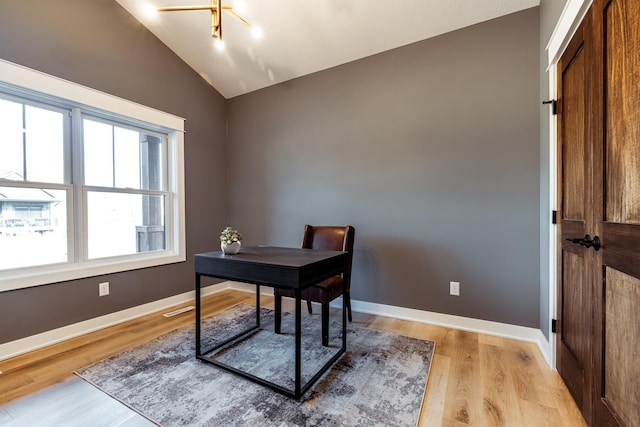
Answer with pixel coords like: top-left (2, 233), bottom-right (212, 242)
top-left (0, 61), bottom-right (185, 291)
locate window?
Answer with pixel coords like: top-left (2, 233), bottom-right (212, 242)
top-left (82, 117), bottom-right (168, 259)
top-left (0, 96), bottom-right (70, 273)
top-left (0, 59), bottom-right (185, 291)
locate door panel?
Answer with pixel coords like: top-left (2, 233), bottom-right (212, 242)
top-left (557, 15), bottom-right (592, 423)
top-left (603, 268), bottom-right (640, 427)
top-left (592, 0), bottom-right (640, 425)
top-left (561, 44), bottom-right (587, 222)
top-left (559, 250), bottom-right (588, 409)
top-left (604, 0), bottom-right (640, 225)
top-left (561, 251), bottom-right (589, 366)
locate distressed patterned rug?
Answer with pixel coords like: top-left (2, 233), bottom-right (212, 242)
top-left (75, 304), bottom-right (434, 426)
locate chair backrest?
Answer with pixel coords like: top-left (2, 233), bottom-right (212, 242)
top-left (302, 225), bottom-right (355, 290)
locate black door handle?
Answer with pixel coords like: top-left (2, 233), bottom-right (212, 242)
top-left (566, 235), bottom-right (601, 251)
top-left (580, 235), bottom-right (600, 251)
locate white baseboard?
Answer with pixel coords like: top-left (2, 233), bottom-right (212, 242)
top-left (1, 281), bottom-right (552, 367)
top-left (0, 282), bottom-right (229, 362)
top-left (346, 298), bottom-right (552, 366)
top-left (226, 282), bottom-right (553, 366)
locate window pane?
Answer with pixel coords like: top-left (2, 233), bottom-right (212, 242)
top-left (25, 105), bottom-right (65, 183)
top-left (83, 119), bottom-right (114, 187)
top-left (0, 186), bottom-right (68, 270)
top-left (114, 127), bottom-right (140, 189)
top-left (87, 191), bottom-right (165, 259)
top-left (0, 98), bottom-right (25, 180)
top-left (83, 118), bottom-right (164, 191)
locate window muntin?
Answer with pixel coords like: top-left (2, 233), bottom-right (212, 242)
top-left (0, 63), bottom-right (185, 291)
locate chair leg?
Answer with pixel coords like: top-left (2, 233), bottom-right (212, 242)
top-left (306, 300), bottom-right (313, 314)
top-left (274, 295), bottom-right (282, 334)
top-left (346, 292), bottom-right (353, 322)
top-left (321, 302), bottom-right (329, 347)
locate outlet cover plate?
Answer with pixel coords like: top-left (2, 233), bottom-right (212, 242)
top-left (450, 281), bottom-right (460, 296)
top-left (99, 282), bottom-right (110, 297)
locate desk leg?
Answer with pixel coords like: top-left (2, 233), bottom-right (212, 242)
top-left (255, 285), bottom-right (261, 327)
top-left (195, 273), bottom-right (202, 356)
top-left (342, 286), bottom-right (347, 350)
top-left (295, 288), bottom-right (302, 398)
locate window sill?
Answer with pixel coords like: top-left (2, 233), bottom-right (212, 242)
top-left (0, 252), bottom-right (186, 292)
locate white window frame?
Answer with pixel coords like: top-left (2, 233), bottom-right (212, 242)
top-left (0, 59), bottom-right (185, 292)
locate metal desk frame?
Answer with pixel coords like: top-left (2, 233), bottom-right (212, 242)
top-left (194, 246), bottom-right (348, 399)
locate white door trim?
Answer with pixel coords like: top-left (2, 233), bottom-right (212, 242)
top-left (546, 0), bottom-right (593, 69)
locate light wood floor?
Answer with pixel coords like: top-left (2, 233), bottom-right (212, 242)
top-left (0, 290), bottom-right (586, 426)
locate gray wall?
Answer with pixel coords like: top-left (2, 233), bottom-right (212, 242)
top-left (538, 0), bottom-right (569, 340)
top-left (227, 9), bottom-right (542, 327)
top-left (0, 2), bottom-right (552, 346)
top-left (0, 0), bottom-right (227, 344)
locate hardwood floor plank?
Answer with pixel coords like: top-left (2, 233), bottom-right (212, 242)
top-left (442, 330), bottom-right (482, 425)
top-left (546, 374), bottom-right (587, 425)
top-left (442, 417), bottom-right (472, 427)
top-left (518, 399), bottom-right (565, 427)
top-left (506, 341), bottom-right (548, 404)
top-left (480, 343), bottom-right (523, 426)
top-left (420, 354), bottom-right (450, 426)
top-left (0, 290), bottom-right (586, 426)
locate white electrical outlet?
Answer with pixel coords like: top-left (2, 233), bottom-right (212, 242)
top-left (450, 281), bottom-right (460, 296)
top-left (99, 281), bottom-right (110, 297)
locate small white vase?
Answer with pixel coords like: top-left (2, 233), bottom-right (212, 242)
top-left (221, 241), bottom-right (241, 254)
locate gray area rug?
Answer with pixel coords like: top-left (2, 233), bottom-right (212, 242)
top-left (75, 304), bottom-right (434, 426)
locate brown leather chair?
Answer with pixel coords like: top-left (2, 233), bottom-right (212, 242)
top-left (274, 225), bottom-right (355, 346)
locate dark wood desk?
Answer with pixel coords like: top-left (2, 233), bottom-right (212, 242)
top-left (194, 246), bottom-right (348, 399)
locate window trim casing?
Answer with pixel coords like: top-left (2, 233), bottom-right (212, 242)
top-left (0, 59), bottom-right (186, 292)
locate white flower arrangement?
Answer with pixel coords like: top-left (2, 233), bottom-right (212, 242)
top-left (220, 226), bottom-right (242, 244)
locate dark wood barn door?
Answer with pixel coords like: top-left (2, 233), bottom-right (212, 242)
top-left (591, 0), bottom-right (640, 425)
top-left (557, 1), bottom-right (640, 426)
top-left (557, 13), bottom-right (593, 424)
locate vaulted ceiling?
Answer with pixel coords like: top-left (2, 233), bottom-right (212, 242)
top-left (115, 0), bottom-right (540, 98)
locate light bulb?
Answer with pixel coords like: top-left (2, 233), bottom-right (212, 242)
top-left (252, 26), bottom-right (263, 39)
top-left (234, 1), bottom-right (247, 14)
top-left (142, 3), bottom-right (158, 19)
top-left (215, 39), bottom-right (225, 51)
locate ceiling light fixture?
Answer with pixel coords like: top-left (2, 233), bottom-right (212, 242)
top-left (158, 0), bottom-right (253, 41)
